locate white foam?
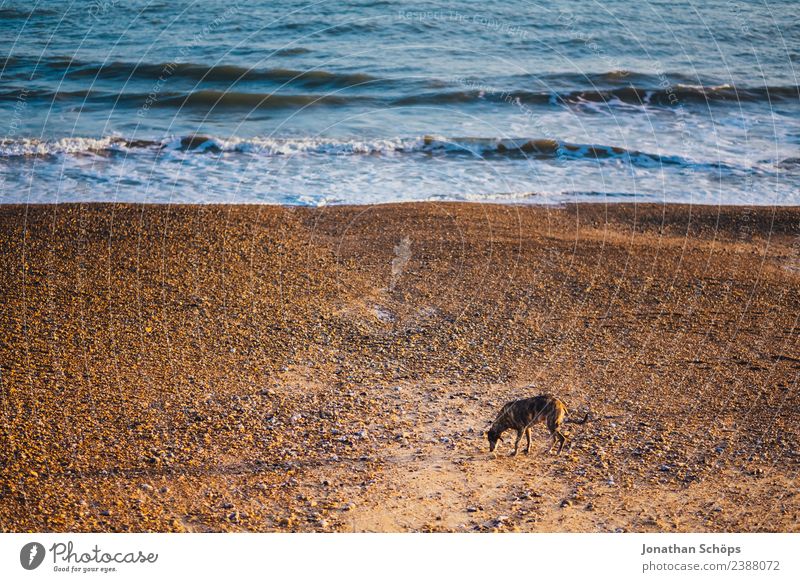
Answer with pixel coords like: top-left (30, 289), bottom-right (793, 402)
top-left (0, 135), bottom-right (711, 170)
top-left (0, 136), bottom-right (123, 156)
top-left (225, 136), bottom-right (430, 156)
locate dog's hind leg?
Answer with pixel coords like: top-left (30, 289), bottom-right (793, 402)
top-left (545, 430), bottom-right (555, 453)
top-left (511, 428), bottom-right (523, 457)
top-left (556, 430), bottom-right (567, 454)
top-left (524, 427), bottom-right (532, 455)
top-left (546, 416), bottom-right (561, 454)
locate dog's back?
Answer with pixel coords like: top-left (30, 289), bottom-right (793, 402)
top-left (500, 394), bottom-right (565, 430)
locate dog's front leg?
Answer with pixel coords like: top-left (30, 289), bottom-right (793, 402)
top-left (511, 429), bottom-right (523, 456)
top-left (524, 427), bottom-right (532, 454)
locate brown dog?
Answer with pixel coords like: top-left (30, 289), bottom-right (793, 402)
top-left (487, 394), bottom-right (588, 456)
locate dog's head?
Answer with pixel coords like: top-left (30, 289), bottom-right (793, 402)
top-left (487, 428), bottom-right (502, 452)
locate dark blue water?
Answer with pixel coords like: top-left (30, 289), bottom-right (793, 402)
top-left (1, 0), bottom-right (798, 204)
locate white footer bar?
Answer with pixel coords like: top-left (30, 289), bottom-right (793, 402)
top-left (1, 533), bottom-right (796, 581)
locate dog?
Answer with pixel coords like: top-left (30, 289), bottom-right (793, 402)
top-left (487, 394), bottom-right (588, 456)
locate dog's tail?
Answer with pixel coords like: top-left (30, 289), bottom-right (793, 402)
top-left (565, 412), bottom-right (590, 425)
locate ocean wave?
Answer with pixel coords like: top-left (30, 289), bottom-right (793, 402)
top-left (0, 134), bottom-right (748, 172)
top-left (777, 157), bottom-right (800, 168)
top-left (0, 58), bottom-right (697, 90)
top-left (4, 58), bottom-right (797, 109)
top-left (274, 47), bottom-right (312, 56)
top-left (61, 61), bottom-right (382, 89)
top-left (36, 84), bottom-right (764, 111)
top-left (396, 84), bottom-right (800, 107)
top-left (3, 56), bottom-right (380, 89)
top-left (159, 90), bottom-right (358, 108)
top-left (0, 88), bottom-right (368, 109)
top-left (0, 7), bottom-right (58, 18)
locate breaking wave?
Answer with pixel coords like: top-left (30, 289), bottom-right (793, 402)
top-left (0, 134), bottom-right (758, 173)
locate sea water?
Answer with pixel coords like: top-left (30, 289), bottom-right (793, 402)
top-left (1, 0), bottom-right (798, 205)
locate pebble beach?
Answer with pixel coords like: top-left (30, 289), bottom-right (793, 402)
top-left (1, 202), bottom-right (798, 532)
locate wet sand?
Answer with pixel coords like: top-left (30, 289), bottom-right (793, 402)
top-left (1, 202), bottom-right (798, 532)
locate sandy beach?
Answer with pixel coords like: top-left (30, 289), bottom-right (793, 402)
top-left (1, 202), bottom-right (798, 532)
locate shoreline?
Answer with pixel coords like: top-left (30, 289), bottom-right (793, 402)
top-left (1, 202), bottom-right (798, 532)
top-left (5, 200), bottom-right (800, 208)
